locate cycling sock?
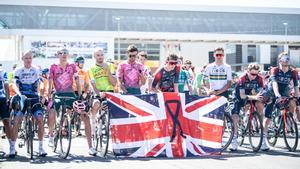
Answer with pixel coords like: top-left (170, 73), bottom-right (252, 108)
top-left (39, 141), bottom-right (43, 149)
top-left (91, 118), bottom-right (96, 134)
top-left (10, 141), bottom-right (16, 149)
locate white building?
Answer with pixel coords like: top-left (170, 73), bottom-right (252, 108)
top-left (0, 0), bottom-right (300, 71)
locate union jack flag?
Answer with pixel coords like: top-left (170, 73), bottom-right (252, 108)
top-left (106, 92), bottom-right (227, 158)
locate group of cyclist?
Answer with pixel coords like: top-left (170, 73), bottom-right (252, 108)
top-left (0, 44), bottom-right (299, 158)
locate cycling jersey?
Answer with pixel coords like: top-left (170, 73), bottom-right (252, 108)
top-left (49, 63), bottom-right (77, 93)
top-left (0, 69), bottom-right (8, 98)
top-left (265, 67), bottom-right (298, 96)
top-left (73, 68), bottom-right (90, 93)
top-left (88, 64), bottom-right (114, 91)
top-left (234, 73), bottom-right (264, 100)
top-left (178, 69), bottom-right (191, 93)
top-left (152, 66), bottom-right (180, 92)
top-left (204, 63), bottom-right (232, 91)
top-left (263, 67), bottom-right (299, 119)
top-left (14, 66), bottom-right (40, 96)
top-left (117, 61), bottom-right (144, 89)
top-left (38, 77), bottom-right (49, 97)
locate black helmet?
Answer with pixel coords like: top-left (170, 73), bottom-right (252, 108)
top-left (42, 68), bottom-right (49, 75)
top-left (10, 95), bottom-right (23, 111)
top-left (74, 56), bottom-right (85, 63)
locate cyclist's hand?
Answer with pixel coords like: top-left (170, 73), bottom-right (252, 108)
top-left (99, 92), bottom-right (106, 98)
top-left (255, 94), bottom-right (264, 101)
top-left (208, 90), bottom-right (216, 96)
top-left (82, 93), bottom-right (87, 99)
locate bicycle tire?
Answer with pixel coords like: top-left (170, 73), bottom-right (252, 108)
top-left (221, 112), bottom-right (234, 151)
top-left (283, 112), bottom-right (298, 152)
top-left (248, 111), bottom-right (263, 152)
top-left (59, 111), bottom-right (72, 159)
top-left (97, 109), bottom-right (110, 157)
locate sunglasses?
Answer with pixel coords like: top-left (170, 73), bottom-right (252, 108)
top-left (168, 61), bottom-right (177, 65)
top-left (129, 54), bottom-right (137, 58)
top-left (215, 54), bottom-right (224, 57)
top-left (58, 51), bottom-right (69, 55)
top-left (250, 73), bottom-right (258, 76)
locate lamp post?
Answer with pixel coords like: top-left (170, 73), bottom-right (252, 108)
top-left (115, 17), bottom-right (121, 62)
top-left (283, 22), bottom-right (288, 51)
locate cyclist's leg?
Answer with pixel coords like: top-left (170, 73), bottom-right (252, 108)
top-left (231, 100), bottom-right (243, 136)
top-left (32, 100), bottom-right (47, 156)
top-left (90, 99), bottom-right (101, 135)
top-left (230, 100), bottom-right (243, 151)
top-left (48, 97), bottom-right (61, 146)
top-left (80, 113), bottom-right (96, 155)
top-left (255, 101), bottom-right (265, 117)
top-left (288, 99), bottom-right (297, 117)
top-left (0, 99), bottom-right (11, 155)
top-left (0, 99), bottom-right (11, 141)
top-left (10, 101), bottom-right (25, 157)
top-left (261, 97), bottom-right (274, 151)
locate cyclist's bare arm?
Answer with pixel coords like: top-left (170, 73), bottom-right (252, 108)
top-left (272, 81), bottom-right (281, 97)
top-left (74, 74), bottom-right (82, 97)
top-left (48, 78), bottom-right (53, 99)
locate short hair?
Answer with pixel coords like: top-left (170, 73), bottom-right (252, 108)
top-left (22, 50), bottom-right (33, 59)
top-left (247, 63), bottom-right (260, 71)
top-left (214, 47), bottom-right (224, 53)
top-left (184, 60), bottom-right (192, 65)
top-left (167, 54), bottom-right (178, 61)
top-left (93, 48), bottom-right (103, 55)
top-left (127, 45), bottom-right (138, 53)
top-left (138, 51), bottom-right (147, 59)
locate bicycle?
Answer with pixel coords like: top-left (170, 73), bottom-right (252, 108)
top-left (237, 100), bottom-right (263, 152)
top-left (16, 97), bottom-right (42, 159)
top-left (52, 95), bottom-right (76, 159)
top-left (267, 97), bottom-right (299, 152)
top-left (89, 95), bottom-right (110, 157)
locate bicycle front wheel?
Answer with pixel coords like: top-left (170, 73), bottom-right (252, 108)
top-left (248, 111), bottom-right (263, 152)
top-left (221, 112), bottom-right (234, 151)
top-left (283, 112), bottom-right (298, 152)
top-left (97, 109), bottom-right (110, 157)
top-left (59, 112), bottom-right (72, 159)
top-left (26, 119), bottom-right (34, 159)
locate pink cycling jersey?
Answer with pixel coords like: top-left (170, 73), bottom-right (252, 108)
top-left (49, 63), bottom-right (77, 93)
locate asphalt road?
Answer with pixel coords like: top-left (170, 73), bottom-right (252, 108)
top-left (1, 133), bottom-right (300, 169)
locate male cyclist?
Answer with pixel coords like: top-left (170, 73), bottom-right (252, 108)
top-left (229, 63), bottom-right (265, 151)
top-left (261, 52), bottom-right (299, 151)
top-left (10, 51), bottom-right (47, 157)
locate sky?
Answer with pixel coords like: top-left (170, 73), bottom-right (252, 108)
top-left (69, 0), bottom-right (300, 8)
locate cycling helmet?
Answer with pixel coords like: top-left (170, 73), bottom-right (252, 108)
top-left (10, 95), bottom-right (24, 111)
top-left (73, 100), bottom-right (86, 113)
top-left (42, 68), bottom-right (49, 75)
top-left (74, 56), bottom-right (85, 63)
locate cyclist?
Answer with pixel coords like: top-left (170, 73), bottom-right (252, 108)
top-left (138, 51), bottom-right (153, 94)
top-left (203, 47), bottom-right (232, 98)
top-left (46, 49), bottom-right (97, 155)
top-left (229, 63), bottom-right (265, 151)
top-left (117, 45), bottom-right (145, 95)
top-left (88, 48), bottom-right (116, 138)
top-left (0, 66), bottom-right (11, 154)
top-left (73, 56), bottom-right (90, 137)
top-left (10, 51), bottom-right (47, 157)
top-left (261, 52), bottom-right (300, 151)
top-left (151, 54), bottom-right (180, 93)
